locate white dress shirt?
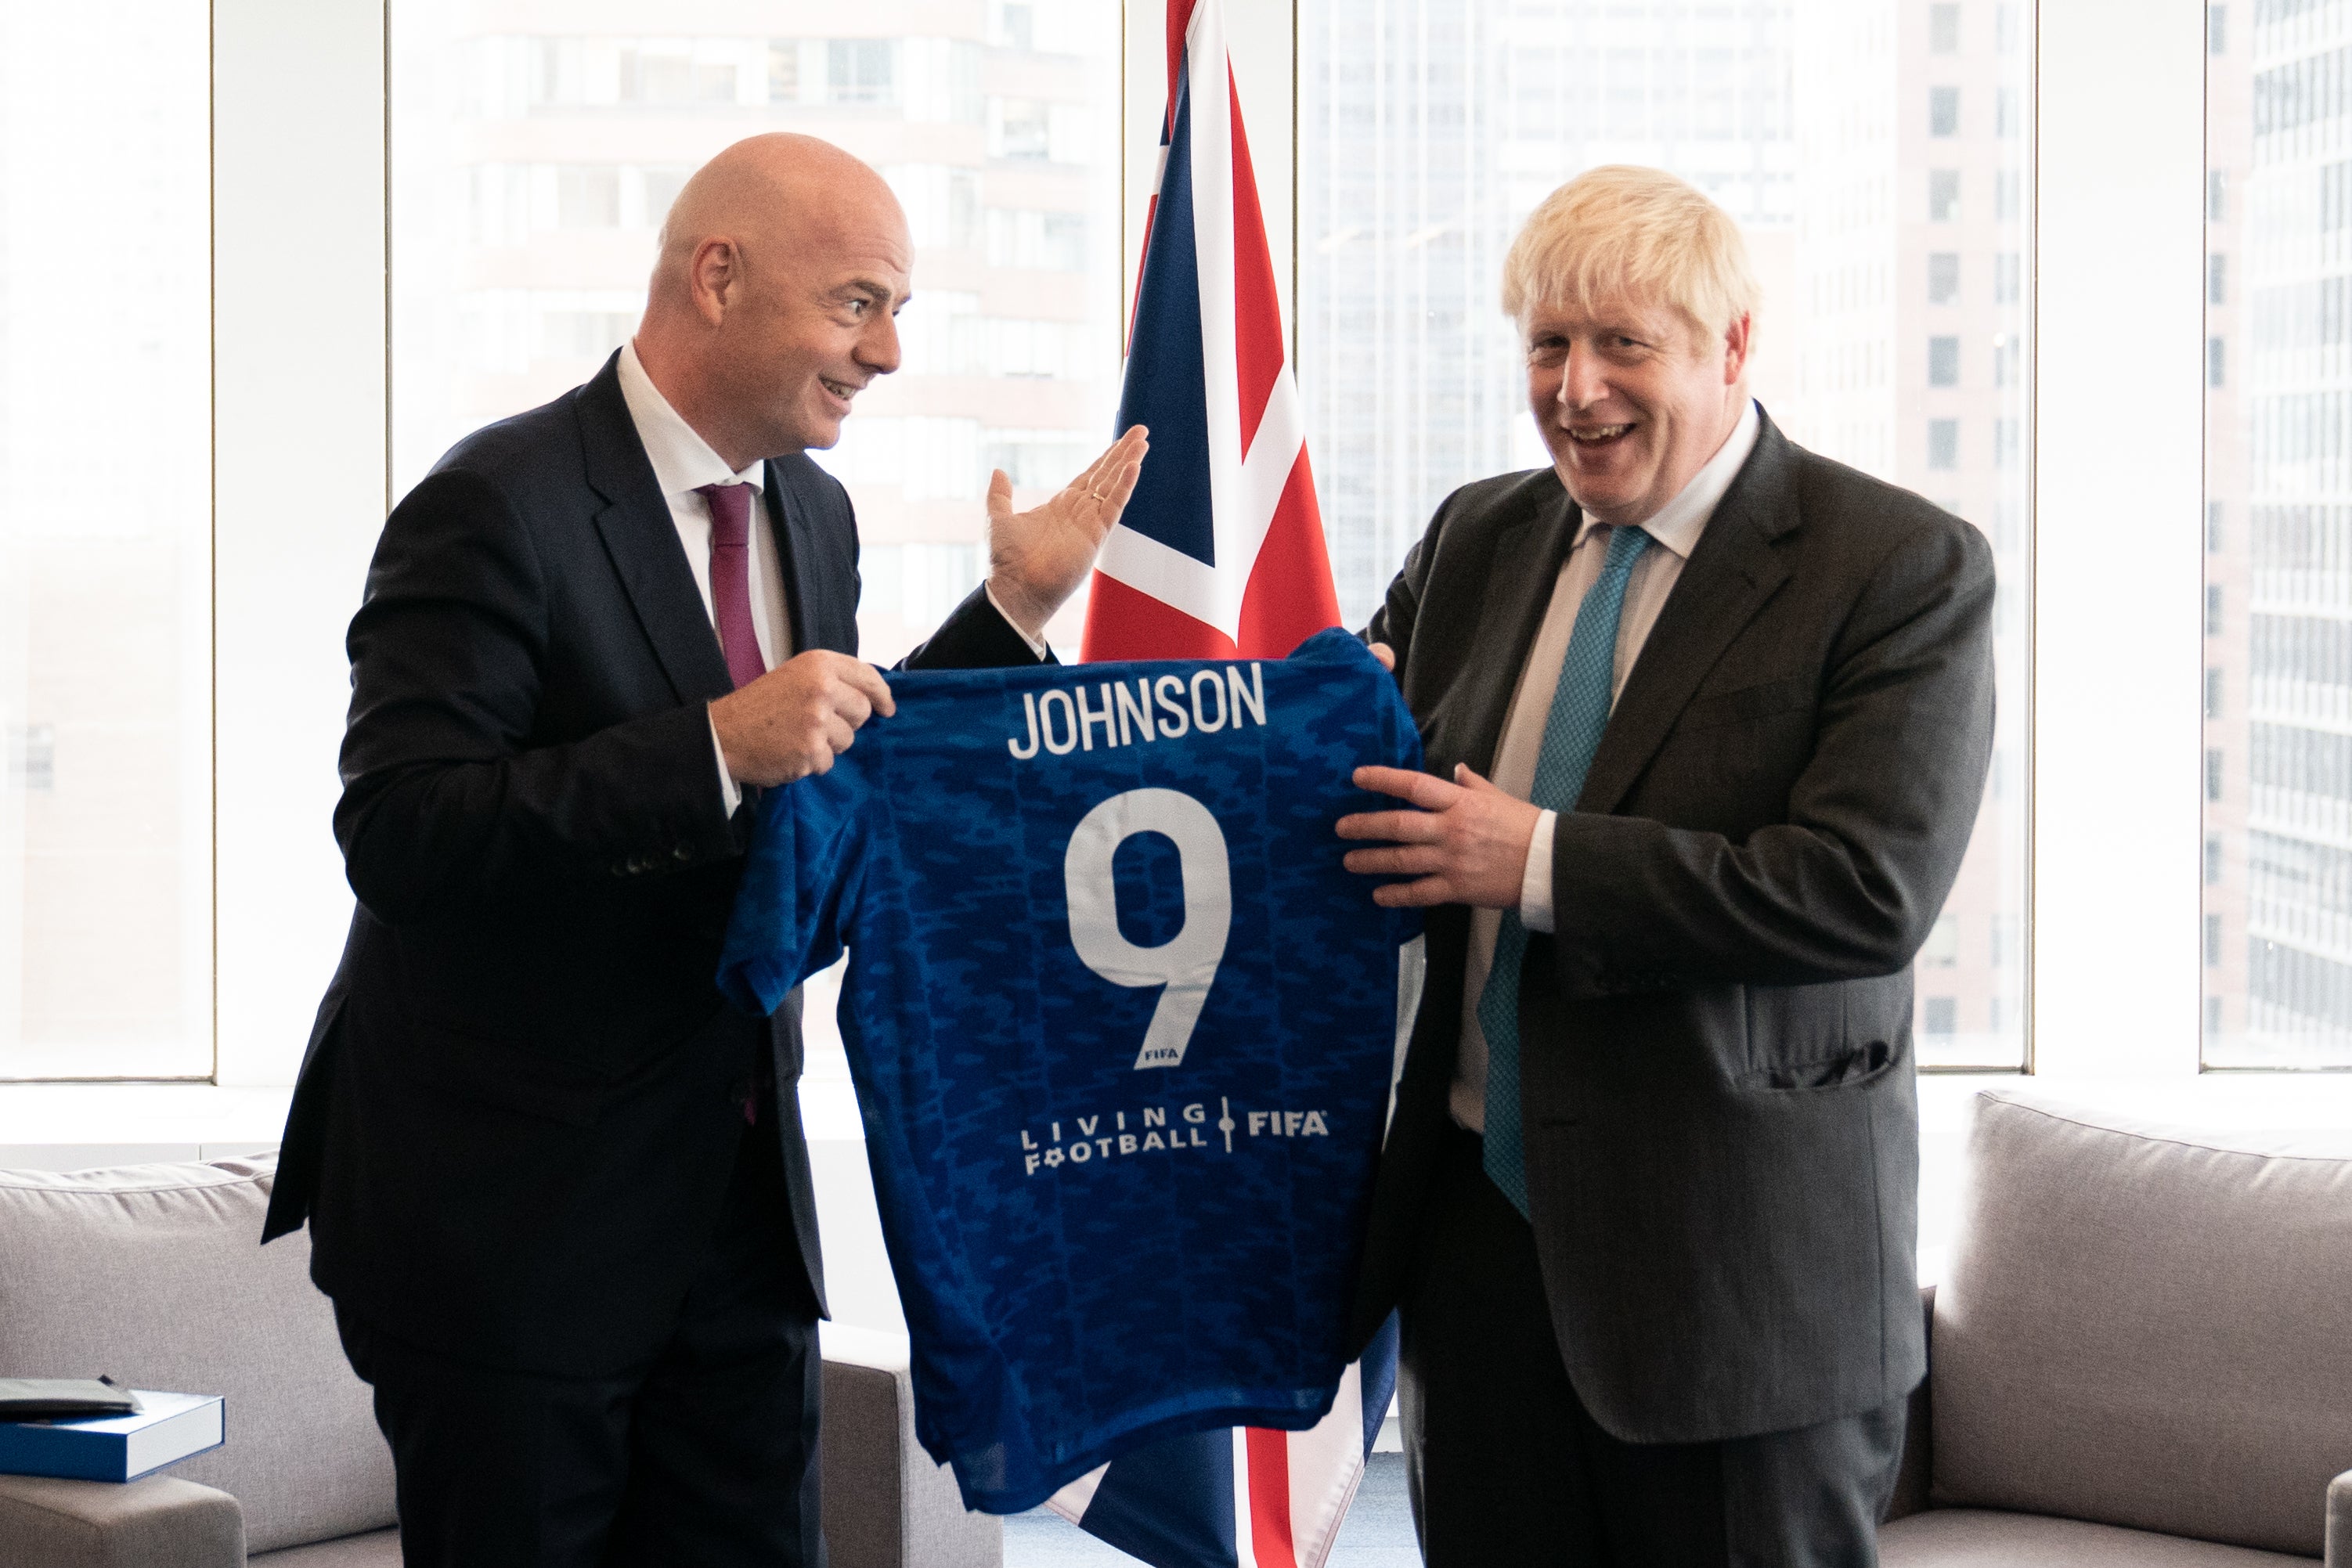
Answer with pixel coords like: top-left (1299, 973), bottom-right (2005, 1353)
top-left (1450, 397), bottom-right (1762, 1132)
top-left (615, 343), bottom-right (795, 815)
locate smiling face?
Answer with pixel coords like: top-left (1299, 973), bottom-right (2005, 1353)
top-left (633, 134), bottom-right (916, 469)
top-left (707, 200), bottom-right (911, 459)
top-left (1522, 294), bottom-right (1751, 529)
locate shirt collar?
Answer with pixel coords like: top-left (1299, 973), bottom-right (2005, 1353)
top-left (1572, 395), bottom-right (1762, 560)
top-left (616, 341), bottom-right (767, 501)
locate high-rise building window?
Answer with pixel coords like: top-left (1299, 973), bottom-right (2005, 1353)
top-left (1930, 87), bottom-right (1960, 138)
top-left (2208, 335), bottom-right (2227, 387)
top-left (2325, 163), bottom-right (2352, 231)
top-left (1994, 251), bottom-right (2022, 303)
top-left (2210, 5), bottom-right (2228, 56)
top-left (1928, 419), bottom-right (1960, 469)
top-left (1996, 4), bottom-right (2020, 53)
top-left (1997, 85), bottom-right (2019, 139)
top-left (2209, 168), bottom-right (2228, 222)
top-left (827, 39), bottom-right (896, 105)
top-left (2209, 252), bottom-right (2227, 305)
top-left (1928, 251), bottom-right (1960, 305)
top-left (1924, 997), bottom-right (1957, 1035)
top-left (2207, 835), bottom-right (2224, 885)
top-left (2207, 667), bottom-right (2225, 719)
top-left (1930, 168), bottom-right (1961, 222)
top-left (2207, 914), bottom-right (2224, 966)
top-left (1930, 4), bottom-right (1961, 54)
top-left (2207, 748), bottom-right (2224, 803)
top-left (1994, 168), bottom-right (2020, 222)
top-left (1928, 336), bottom-right (1961, 387)
top-left (1993, 335), bottom-right (2019, 388)
top-left (2208, 584), bottom-right (2224, 635)
top-left (2208, 499), bottom-right (2225, 552)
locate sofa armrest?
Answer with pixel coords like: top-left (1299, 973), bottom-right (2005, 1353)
top-left (821, 1325), bottom-right (1001, 1568)
top-left (0, 1472), bottom-right (245, 1568)
top-left (2328, 1468), bottom-right (2350, 1568)
top-left (1881, 1283), bottom-right (1936, 1523)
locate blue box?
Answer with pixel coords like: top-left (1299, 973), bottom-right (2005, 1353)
top-left (0, 1391), bottom-right (224, 1483)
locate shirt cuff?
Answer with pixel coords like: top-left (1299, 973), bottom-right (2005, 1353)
top-left (1519, 809), bottom-right (1557, 933)
top-left (986, 581), bottom-right (1052, 660)
top-left (709, 706), bottom-right (742, 816)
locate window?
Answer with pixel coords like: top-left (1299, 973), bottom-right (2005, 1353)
top-left (1929, 87), bottom-right (1960, 139)
top-left (1997, 85), bottom-right (2019, 139)
top-left (828, 40), bottom-right (896, 106)
top-left (1300, 0), bottom-right (2031, 1069)
top-left (1995, 168), bottom-right (2020, 222)
top-left (391, 12), bottom-right (1121, 671)
top-left (1, 0), bottom-right (213, 1080)
top-left (2208, 0), bottom-right (2352, 1066)
top-left (1930, 168), bottom-right (1961, 222)
top-left (2207, 914), bottom-right (2224, 965)
top-left (1928, 419), bottom-right (1960, 469)
top-left (1923, 912), bottom-right (1960, 965)
top-left (2207, 667), bottom-right (2225, 719)
top-left (1928, 252), bottom-right (1961, 305)
top-left (1925, 997), bottom-right (1957, 1035)
top-left (1928, 337), bottom-right (1961, 387)
top-left (1930, 4), bottom-right (1961, 54)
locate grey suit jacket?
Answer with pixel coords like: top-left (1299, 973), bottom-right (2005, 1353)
top-left (1352, 409), bottom-right (1994, 1445)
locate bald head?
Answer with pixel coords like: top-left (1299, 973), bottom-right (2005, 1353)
top-left (634, 134), bottom-right (914, 467)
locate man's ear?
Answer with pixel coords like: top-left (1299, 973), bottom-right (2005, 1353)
top-left (688, 237), bottom-right (738, 328)
top-left (1721, 312), bottom-right (1754, 384)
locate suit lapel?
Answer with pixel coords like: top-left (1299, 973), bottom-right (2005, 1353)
top-left (575, 355), bottom-right (734, 705)
top-left (763, 456), bottom-right (828, 657)
top-left (1575, 417), bottom-right (1798, 816)
top-left (1442, 482), bottom-right (1578, 777)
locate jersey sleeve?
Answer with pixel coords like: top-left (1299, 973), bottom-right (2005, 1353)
top-left (714, 771), bottom-right (864, 1016)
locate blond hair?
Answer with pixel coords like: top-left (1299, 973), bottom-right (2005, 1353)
top-left (1500, 165), bottom-right (1760, 348)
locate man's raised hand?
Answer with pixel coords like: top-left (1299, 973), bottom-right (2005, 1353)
top-left (709, 650), bottom-right (895, 788)
top-left (985, 425), bottom-right (1149, 642)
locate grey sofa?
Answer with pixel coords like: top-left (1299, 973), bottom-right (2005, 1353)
top-left (1880, 1090), bottom-right (2352, 1566)
top-left (0, 1155), bottom-right (998, 1567)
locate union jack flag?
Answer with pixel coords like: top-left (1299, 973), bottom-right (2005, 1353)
top-left (1059, 4), bottom-right (1394, 1565)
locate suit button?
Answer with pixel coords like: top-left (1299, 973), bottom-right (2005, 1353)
top-left (673, 844), bottom-right (694, 862)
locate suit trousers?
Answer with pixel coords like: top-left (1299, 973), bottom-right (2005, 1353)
top-left (336, 1117), bottom-right (825, 1568)
top-left (1400, 1123), bottom-right (1905, 1568)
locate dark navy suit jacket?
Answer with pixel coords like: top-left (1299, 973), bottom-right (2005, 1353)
top-left (263, 351), bottom-right (1041, 1377)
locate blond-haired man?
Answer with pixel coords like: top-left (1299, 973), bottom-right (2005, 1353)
top-left (1338, 165), bottom-right (1993, 1563)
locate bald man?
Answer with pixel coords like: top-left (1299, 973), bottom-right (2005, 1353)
top-left (263, 134), bottom-right (1146, 1566)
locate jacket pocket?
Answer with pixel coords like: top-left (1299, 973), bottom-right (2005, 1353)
top-left (400, 1015), bottom-right (610, 1128)
top-left (1676, 674), bottom-right (1815, 732)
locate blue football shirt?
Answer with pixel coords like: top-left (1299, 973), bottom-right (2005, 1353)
top-left (716, 628), bottom-right (1422, 1514)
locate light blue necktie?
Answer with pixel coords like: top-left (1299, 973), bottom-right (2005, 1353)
top-left (1479, 524), bottom-right (1653, 1217)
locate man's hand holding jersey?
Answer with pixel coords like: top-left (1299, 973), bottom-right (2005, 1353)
top-left (1335, 639), bottom-right (1543, 911)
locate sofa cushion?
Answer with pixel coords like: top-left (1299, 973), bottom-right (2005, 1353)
top-left (1931, 1092), bottom-right (2352, 1557)
top-left (0, 1158), bottom-right (395, 1554)
top-left (1881, 1509), bottom-right (2315, 1566)
top-left (252, 1527), bottom-right (404, 1565)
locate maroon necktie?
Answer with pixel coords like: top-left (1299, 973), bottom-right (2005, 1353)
top-left (696, 482), bottom-right (767, 690)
